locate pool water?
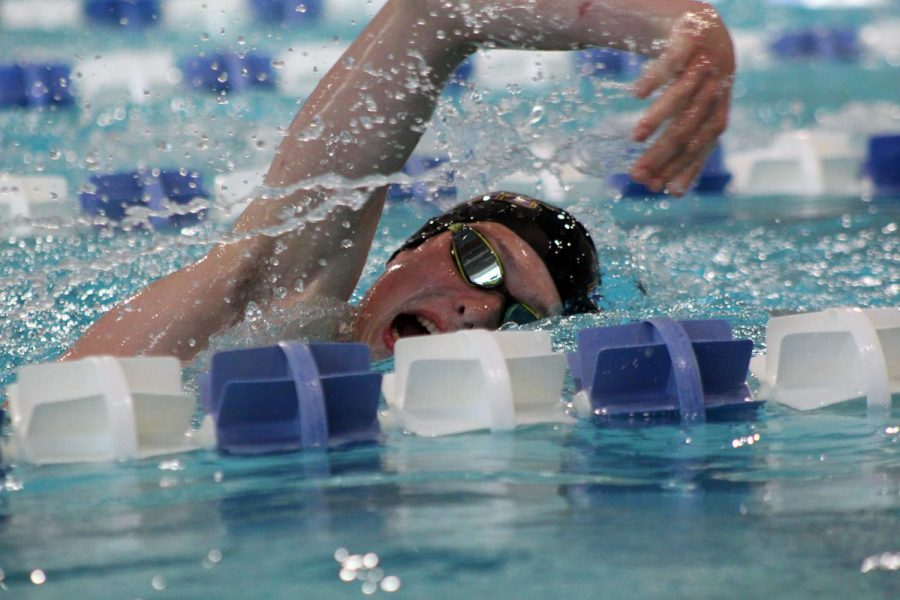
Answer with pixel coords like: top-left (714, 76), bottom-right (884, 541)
top-left (1, 1), bottom-right (900, 598)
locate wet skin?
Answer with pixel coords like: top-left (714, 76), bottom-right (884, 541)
top-left (355, 221), bottom-right (563, 359)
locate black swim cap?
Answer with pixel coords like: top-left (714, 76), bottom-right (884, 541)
top-left (389, 191), bottom-right (600, 315)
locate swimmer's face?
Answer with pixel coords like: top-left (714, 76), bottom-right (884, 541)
top-left (356, 221), bottom-right (562, 359)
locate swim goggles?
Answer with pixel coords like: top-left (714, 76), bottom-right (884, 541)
top-left (448, 223), bottom-right (541, 325)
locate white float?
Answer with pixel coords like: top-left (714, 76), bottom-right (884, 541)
top-left (5, 356), bottom-right (198, 464)
top-left (211, 166), bottom-right (268, 223)
top-left (72, 51), bottom-right (180, 104)
top-left (473, 49), bottom-right (575, 91)
top-left (382, 330), bottom-right (571, 437)
top-left (751, 307), bottom-right (900, 412)
top-left (0, 173), bottom-right (72, 224)
top-left (276, 44), bottom-right (346, 97)
top-left (0, 0), bottom-right (84, 29)
top-left (162, 0), bottom-right (250, 30)
top-left (727, 130), bottom-right (864, 196)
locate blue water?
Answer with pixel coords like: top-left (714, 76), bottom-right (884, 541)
top-left (2, 1), bottom-right (900, 598)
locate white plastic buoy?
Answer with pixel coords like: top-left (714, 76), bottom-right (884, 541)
top-left (0, 173), bottom-right (72, 224)
top-left (5, 356), bottom-right (198, 464)
top-left (751, 307), bottom-right (900, 412)
top-left (381, 330), bottom-right (571, 436)
top-left (731, 30), bottom-right (772, 69)
top-left (211, 166), bottom-right (268, 223)
top-left (162, 0), bottom-right (249, 30)
top-left (324, 0), bottom-right (387, 25)
top-left (0, 0), bottom-right (84, 29)
top-left (727, 130), bottom-right (864, 196)
top-left (473, 49), bottom-right (575, 91)
top-left (861, 19), bottom-right (900, 63)
top-left (72, 51), bottom-right (180, 104)
top-left (276, 44), bottom-right (347, 97)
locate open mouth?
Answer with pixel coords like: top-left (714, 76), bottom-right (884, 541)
top-left (387, 312), bottom-right (441, 349)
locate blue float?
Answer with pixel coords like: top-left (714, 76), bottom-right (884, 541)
top-left (608, 145), bottom-right (731, 198)
top-left (575, 47), bottom-right (645, 79)
top-left (448, 57), bottom-right (475, 91)
top-left (569, 318), bottom-right (762, 424)
top-left (180, 52), bottom-right (277, 94)
top-left (0, 63), bottom-right (74, 109)
top-left (79, 169), bottom-right (208, 227)
top-left (769, 26), bottom-right (861, 61)
top-left (386, 154), bottom-right (457, 203)
top-left (865, 134), bottom-right (900, 197)
top-left (199, 342), bottom-right (382, 455)
top-left (249, 0), bottom-right (323, 23)
top-left (84, 0), bottom-right (161, 28)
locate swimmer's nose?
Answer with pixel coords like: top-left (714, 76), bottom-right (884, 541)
top-left (455, 290), bottom-right (505, 329)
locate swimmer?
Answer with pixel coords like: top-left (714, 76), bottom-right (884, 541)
top-left (64, 0), bottom-right (735, 362)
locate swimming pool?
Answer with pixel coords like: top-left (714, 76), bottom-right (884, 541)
top-left (1, 0), bottom-right (899, 597)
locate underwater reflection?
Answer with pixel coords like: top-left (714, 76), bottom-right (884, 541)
top-left (0, 461), bottom-right (225, 591)
top-left (214, 444), bottom-right (392, 540)
top-left (558, 422), bottom-right (770, 515)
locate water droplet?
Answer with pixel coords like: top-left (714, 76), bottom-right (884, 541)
top-left (361, 581), bottom-right (377, 595)
top-left (362, 553), bottom-right (378, 568)
top-left (380, 575), bottom-right (401, 592)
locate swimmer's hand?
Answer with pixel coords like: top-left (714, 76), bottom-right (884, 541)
top-left (629, 9), bottom-right (735, 196)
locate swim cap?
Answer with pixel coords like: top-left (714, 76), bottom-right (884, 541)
top-left (389, 191), bottom-right (600, 314)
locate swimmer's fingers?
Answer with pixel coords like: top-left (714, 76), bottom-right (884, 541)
top-left (630, 75), bottom-right (725, 190)
top-left (633, 10), bottom-right (735, 143)
top-left (632, 29), bottom-right (696, 100)
top-left (656, 141), bottom-right (712, 196)
top-left (668, 146), bottom-right (712, 197)
top-left (662, 99), bottom-right (730, 196)
top-left (633, 76), bottom-right (729, 191)
top-left (632, 59), bottom-right (709, 143)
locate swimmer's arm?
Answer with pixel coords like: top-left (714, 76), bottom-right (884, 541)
top-left (62, 238), bottom-right (262, 361)
top-left (66, 1), bottom-right (462, 361)
top-left (430, 0), bottom-right (735, 196)
top-left (265, 0), bottom-right (731, 187)
top-left (233, 0), bottom-right (471, 303)
top-left (245, 0), bottom-right (733, 300)
top-left (68, 0), bottom-right (731, 360)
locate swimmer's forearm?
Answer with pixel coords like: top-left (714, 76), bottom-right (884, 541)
top-left (240, 0), bottom-right (726, 304)
top-left (268, 0), bottom-right (712, 186)
top-left (432, 0), bottom-right (716, 55)
top-left (63, 242), bottom-right (259, 361)
top-left (267, 1), bottom-right (471, 185)
top-left (246, 0), bottom-right (474, 302)
top-left (232, 186), bottom-right (387, 302)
